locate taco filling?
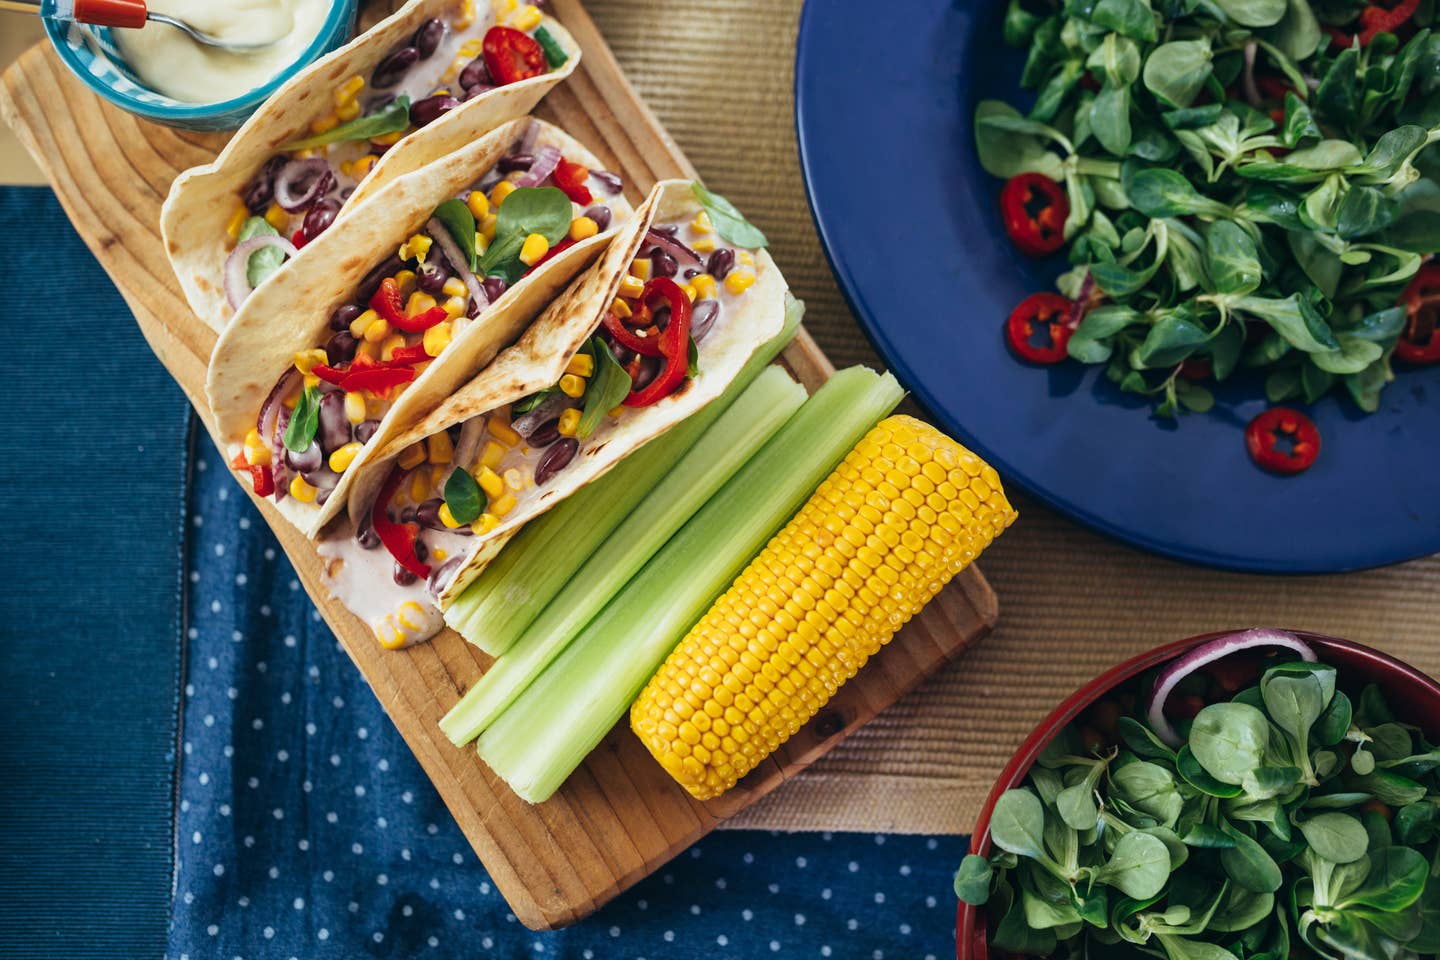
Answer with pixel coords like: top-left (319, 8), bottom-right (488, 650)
top-left (222, 1), bottom-right (574, 307)
top-left (332, 215), bottom-right (764, 648)
top-left (226, 156), bottom-right (624, 510)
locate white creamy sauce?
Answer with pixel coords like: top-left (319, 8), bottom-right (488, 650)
top-left (115, 0), bottom-right (330, 104)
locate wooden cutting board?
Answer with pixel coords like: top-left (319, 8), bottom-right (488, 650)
top-left (0, 0), bottom-right (1000, 928)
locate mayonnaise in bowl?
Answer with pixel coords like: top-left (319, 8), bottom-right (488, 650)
top-left (114, 0), bottom-right (331, 104)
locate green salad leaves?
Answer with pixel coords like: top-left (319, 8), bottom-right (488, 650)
top-left (976, 0), bottom-right (1440, 416)
top-left (956, 657), bottom-right (1440, 959)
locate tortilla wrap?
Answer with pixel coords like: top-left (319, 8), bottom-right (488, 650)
top-left (207, 116), bottom-right (633, 539)
top-left (162, 0), bottom-right (580, 332)
top-left (347, 179), bottom-right (788, 608)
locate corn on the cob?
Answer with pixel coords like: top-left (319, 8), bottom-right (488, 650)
top-left (631, 416), bottom-right (1016, 800)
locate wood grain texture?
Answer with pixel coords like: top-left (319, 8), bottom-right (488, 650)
top-left (0, 0), bottom-right (998, 928)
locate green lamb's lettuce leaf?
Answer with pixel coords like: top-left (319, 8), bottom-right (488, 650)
top-left (281, 96), bottom-right (412, 151)
top-left (443, 467), bottom-right (487, 525)
top-left (691, 182), bottom-right (769, 249)
top-left (432, 199), bottom-right (479, 271)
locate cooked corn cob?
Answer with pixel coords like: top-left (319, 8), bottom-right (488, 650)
top-left (630, 415), bottom-right (1017, 800)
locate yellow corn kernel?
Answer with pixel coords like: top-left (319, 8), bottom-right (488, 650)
top-left (442, 295), bottom-right (468, 319)
top-left (334, 74), bottom-right (364, 106)
top-left (691, 210), bottom-right (715, 234)
top-left (557, 407), bottom-right (581, 437)
top-left (691, 274), bottom-right (717, 300)
top-left (292, 348), bottom-right (329, 375)
top-left (458, 37), bottom-right (484, 58)
top-left (691, 235), bottom-right (717, 254)
top-left (724, 270), bottom-right (756, 296)
top-left (511, 3), bottom-right (542, 30)
top-left (565, 353), bottom-right (595, 377)
top-left (630, 416), bottom-right (1016, 800)
top-left (466, 190), bottom-right (490, 222)
top-left (371, 130), bottom-right (405, 147)
top-left (608, 405), bottom-right (625, 418)
top-left (243, 428), bottom-right (271, 466)
top-left (339, 159), bottom-right (355, 179)
top-left (394, 269), bottom-right (417, 297)
top-left (479, 440), bottom-right (507, 470)
top-left (488, 418), bottom-right (522, 447)
top-left (518, 233), bottom-right (550, 266)
top-left (618, 275), bottom-right (645, 299)
top-left (351, 154), bottom-right (379, 179)
top-left (328, 441), bottom-right (363, 474)
top-left (471, 512), bottom-right (501, 535)
top-left (491, 492), bottom-right (518, 517)
top-left (490, 180), bottom-right (518, 208)
top-left (336, 98), bottom-right (362, 122)
top-left (679, 281), bottom-right (697, 302)
top-left (630, 258), bottom-right (651, 281)
top-left (476, 466), bottom-right (505, 500)
top-left (226, 204), bottom-right (248, 240)
top-left (354, 339), bottom-right (382, 362)
top-left (303, 373), bottom-right (321, 390)
top-left (558, 374), bottom-right (585, 398)
top-left (427, 431), bottom-right (454, 464)
top-left (363, 316), bottom-right (391, 343)
top-left (423, 321), bottom-right (453, 357)
top-left (349, 308), bottom-right (379, 339)
top-left (343, 391), bottom-right (367, 424)
top-left (310, 113), bottom-right (340, 136)
top-left (568, 216), bottom-right (599, 242)
top-left (399, 233), bottom-right (433, 263)
top-left (441, 276), bottom-right (469, 299)
top-left (438, 502), bottom-right (462, 529)
top-left (455, 0), bottom-right (475, 28)
top-left (503, 468), bottom-right (524, 490)
top-left (409, 468), bottom-right (431, 502)
top-left (738, 251), bottom-right (755, 266)
top-left (406, 291), bottom-right (437, 317)
top-left (379, 333), bottom-right (407, 362)
top-left (264, 203), bottom-right (287, 231)
top-left (398, 443), bottom-right (427, 470)
top-left (289, 475), bottom-right (318, 503)
top-left (610, 297), bottom-right (632, 319)
top-left (479, 213), bottom-right (498, 244)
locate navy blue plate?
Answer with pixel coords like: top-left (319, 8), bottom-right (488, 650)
top-left (794, 0), bottom-right (1440, 574)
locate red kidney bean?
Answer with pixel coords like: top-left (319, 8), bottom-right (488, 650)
top-left (414, 499), bottom-right (447, 530)
top-left (459, 57), bottom-right (491, 90)
top-left (651, 224), bottom-right (678, 236)
top-left (285, 440), bottom-right (323, 474)
top-left (498, 152), bottom-right (533, 173)
top-left (583, 204), bottom-right (611, 230)
top-left (325, 331), bottom-right (358, 365)
top-left (355, 419), bottom-right (381, 444)
top-left (482, 277), bottom-right (508, 302)
top-left (393, 561), bottom-right (417, 587)
top-left (302, 197), bottom-right (341, 242)
top-left (691, 299), bottom-right (720, 342)
top-left (357, 255), bottom-right (404, 301)
top-left (410, 94), bottom-right (460, 128)
top-left (413, 538), bottom-right (429, 564)
top-left (463, 83), bottom-right (494, 101)
top-left (705, 248), bottom-right (735, 280)
top-left (527, 419), bottom-right (561, 447)
top-left (650, 251), bottom-right (678, 278)
top-left (682, 267), bottom-right (701, 280)
top-left (535, 438), bottom-right (578, 486)
top-left (317, 392), bottom-right (351, 455)
top-left (330, 303), bottom-right (362, 330)
top-left (416, 259), bottom-right (450, 294)
top-left (427, 556), bottom-right (463, 598)
top-left (412, 18), bottom-right (443, 59)
top-left (354, 510), bottom-right (380, 549)
top-left (372, 46), bottom-right (420, 89)
top-left (242, 155), bottom-right (287, 212)
top-left (632, 355), bottom-right (660, 391)
top-left (590, 170), bottom-right (623, 195)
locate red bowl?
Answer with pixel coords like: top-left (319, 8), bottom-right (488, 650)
top-left (954, 629), bottom-right (1440, 960)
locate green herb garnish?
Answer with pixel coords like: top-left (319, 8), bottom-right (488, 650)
top-left (477, 186), bottom-right (574, 280)
top-left (534, 26), bottom-right (568, 68)
top-left (577, 338), bottom-right (632, 439)
top-left (283, 384), bottom-right (320, 453)
top-left (432, 198), bottom-right (478, 271)
top-left (281, 96), bottom-right (412, 152)
top-left (691, 182), bottom-right (768, 249)
top-left (238, 216), bottom-right (286, 288)
top-left (443, 468), bottom-right (486, 525)
top-left (513, 386), bottom-right (559, 414)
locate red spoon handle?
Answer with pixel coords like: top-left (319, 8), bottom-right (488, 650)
top-left (73, 0), bottom-right (146, 28)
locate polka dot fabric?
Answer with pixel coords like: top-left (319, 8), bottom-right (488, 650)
top-left (172, 433), bottom-right (965, 958)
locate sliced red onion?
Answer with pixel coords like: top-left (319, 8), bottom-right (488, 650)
top-left (511, 392), bottom-right (570, 438)
top-left (1068, 272), bottom-right (1095, 330)
top-left (691, 298), bottom-right (720, 342)
top-left (645, 228), bottom-right (703, 267)
top-left (1147, 629), bottom-right (1316, 747)
top-left (453, 416), bottom-right (487, 471)
top-left (427, 217), bottom-right (486, 313)
top-left (514, 119), bottom-right (539, 155)
top-left (514, 145), bottom-right (561, 188)
top-left (591, 170), bottom-right (622, 195)
top-left (273, 157), bottom-right (334, 212)
top-left (427, 556), bottom-right (464, 599)
top-left (257, 369), bottom-right (299, 457)
top-left (224, 234), bottom-right (298, 309)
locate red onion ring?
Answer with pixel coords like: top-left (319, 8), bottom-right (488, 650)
top-left (514, 145), bottom-right (561, 188)
top-left (645, 228), bottom-right (704, 267)
top-left (257, 369), bottom-right (299, 459)
top-left (426, 217), bottom-right (487, 314)
top-left (224, 233), bottom-right (298, 309)
top-left (514, 119), bottom-right (539, 156)
top-left (511, 392), bottom-right (570, 439)
top-left (273, 157), bottom-right (334, 212)
top-left (1146, 628), bottom-right (1316, 747)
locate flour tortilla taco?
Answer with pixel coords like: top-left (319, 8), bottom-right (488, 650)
top-left (162, 0), bottom-right (581, 331)
top-left (322, 178), bottom-right (785, 649)
top-left (207, 116), bottom-right (632, 540)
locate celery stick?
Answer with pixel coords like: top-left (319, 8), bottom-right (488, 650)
top-left (440, 366), bottom-right (807, 746)
top-left (445, 294), bottom-right (805, 654)
top-left (475, 366), bottom-right (904, 803)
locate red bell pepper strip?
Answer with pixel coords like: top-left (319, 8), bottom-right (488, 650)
top-left (372, 469), bottom-right (431, 579)
top-left (340, 364), bottom-right (416, 394)
top-left (370, 277), bottom-right (450, 332)
top-left (311, 363), bottom-right (348, 385)
top-left (602, 307), bottom-right (662, 356)
top-left (1000, 173), bottom-right (1069, 257)
top-left (552, 158), bottom-right (593, 205)
top-left (292, 228), bottom-right (308, 250)
top-left (389, 343), bottom-right (433, 365)
top-left (523, 238), bottom-right (577, 277)
top-left (1396, 263), bottom-right (1440, 365)
top-left (1005, 292), bottom-right (1076, 364)
top-left (623, 278), bottom-right (691, 407)
top-left (248, 464), bottom-right (275, 497)
top-left (1245, 407), bottom-right (1321, 475)
top-left (1327, 0), bottom-right (1418, 46)
top-left (483, 25), bottom-right (547, 86)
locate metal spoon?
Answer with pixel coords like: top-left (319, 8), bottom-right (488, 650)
top-left (138, 11), bottom-right (278, 51)
top-left (2, 0), bottom-right (280, 52)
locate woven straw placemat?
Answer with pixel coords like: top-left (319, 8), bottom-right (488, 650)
top-left (587, 0), bottom-right (1440, 835)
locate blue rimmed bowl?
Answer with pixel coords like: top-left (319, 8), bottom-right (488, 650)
top-left (44, 0), bottom-right (359, 131)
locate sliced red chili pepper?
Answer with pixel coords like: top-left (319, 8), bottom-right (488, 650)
top-left (1000, 173), bottom-right (1069, 258)
top-left (551, 158), bottom-right (593, 205)
top-left (623, 277), bottom-right (692, 407)
top-left (523, 238), bottom-right (576, 276)
top-left (1327, 0), bottom-right (1418, 46)
top-left (340, 365), bottom-right (416, 395)
top-left (1005, 292), bottom-right (1076, 364)
top-left (291, 228), bottom-right (308, 250)
top-left (370, 277), bottom-right (449, 332)
top-left (1245, 407), bottom-right (1321, 476)
top-left (311, 363), bottom-right (348, 385)
top-left (1396, 263), bottom-right (1440, 365)
top-left (371, 469), bottom-right (431, 580)
top-left (602, 308), bottom-right (662, 356)
top-left (248, 463), bottom-right (275, 498)
top-left (482, 25), bottom-right (547, 86)
top-left (230, 451), bottom-right (250, 471)
top-left (389, 344), bottom-right (433, 365)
